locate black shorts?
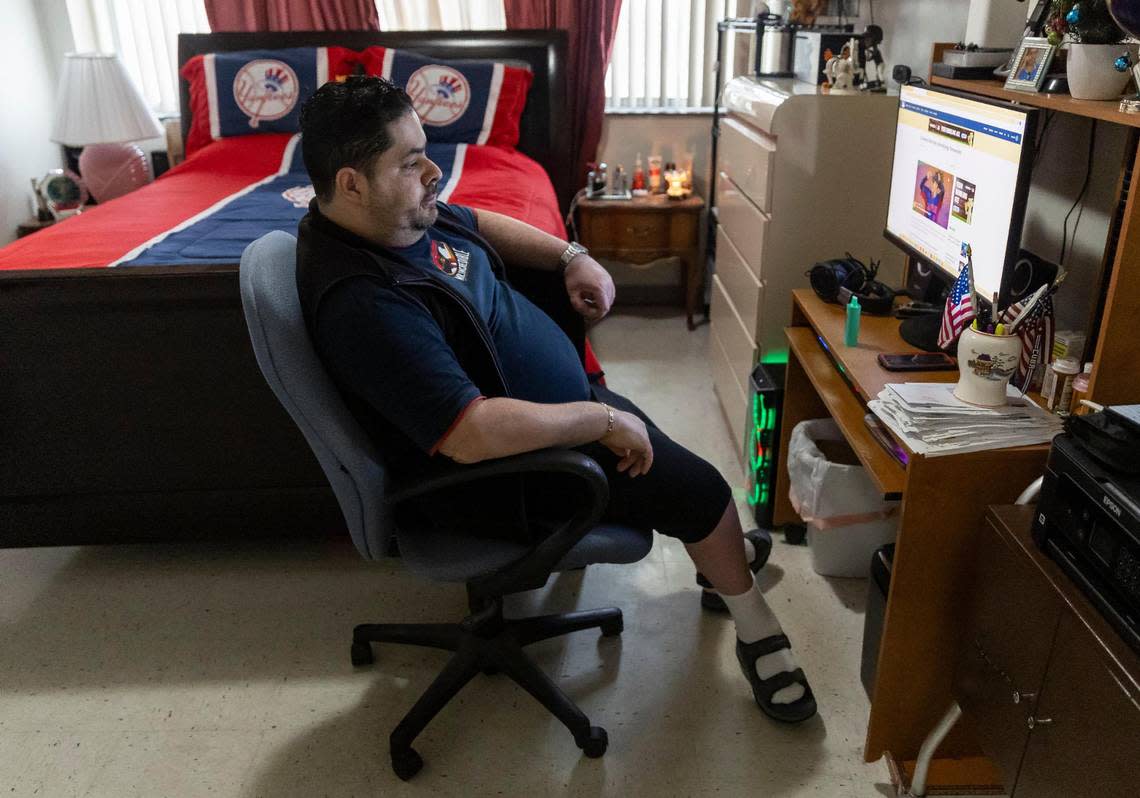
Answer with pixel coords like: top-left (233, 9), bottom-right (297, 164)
top-left (525, 385), bottom-right (733, 545)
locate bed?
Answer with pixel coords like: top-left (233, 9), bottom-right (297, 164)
top-left (0, 30), bottom-right (574, 547)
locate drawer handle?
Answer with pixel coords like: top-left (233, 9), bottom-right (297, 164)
top-left (1012, 691), bottom-right (1036, 705)
top-left (1027, 716), bottom-right (1054, 729)
top-left (625, 225), bottom-right (656, 239)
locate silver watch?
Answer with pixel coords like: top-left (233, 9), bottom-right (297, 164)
top-left (559, 241), bottom-right (588, 272)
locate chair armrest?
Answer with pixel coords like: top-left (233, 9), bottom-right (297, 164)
top-left (388, 448), bottom-right (606, 505)
top-left (389, 449), bottom-right (610, 598)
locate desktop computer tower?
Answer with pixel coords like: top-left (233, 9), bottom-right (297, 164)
top-left (746, 362), bottom-right (785, 529)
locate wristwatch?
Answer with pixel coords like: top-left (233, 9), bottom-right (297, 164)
top-left (559, 241), bottom-right (589, 273)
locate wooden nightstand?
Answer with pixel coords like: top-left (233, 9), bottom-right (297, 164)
top-left (575, 194), bottom-right (705, 329)
top-left (17, 217), bottom-right (56, 238)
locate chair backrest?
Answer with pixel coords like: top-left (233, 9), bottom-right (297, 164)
top-left (239, 230), bottom-right (391, 560)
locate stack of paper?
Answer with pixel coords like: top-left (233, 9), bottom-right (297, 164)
top-left (868, 383), bottom-right (1064, 457)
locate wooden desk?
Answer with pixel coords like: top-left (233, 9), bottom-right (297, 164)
top-left (575, 194), bottom-right (705, 329)
top-left (775, 290), bottom-right (1050, 792)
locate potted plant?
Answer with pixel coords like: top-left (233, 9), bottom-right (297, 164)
top-left (1047, 1), bottom-right (1133, 99)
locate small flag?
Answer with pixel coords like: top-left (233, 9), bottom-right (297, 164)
top-left (938, 258), bottom-right (976, 350)
top-left (999, 291), bottom-right (1055, 390)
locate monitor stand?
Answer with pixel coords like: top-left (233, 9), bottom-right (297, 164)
top-left (899, 313), bottom-right (945, 353)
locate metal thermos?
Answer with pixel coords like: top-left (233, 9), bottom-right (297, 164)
top-left (754, 13), bottom-right (795, 77)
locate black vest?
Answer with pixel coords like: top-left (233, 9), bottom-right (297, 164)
top-left (295, 201), bottom-right (589, 541)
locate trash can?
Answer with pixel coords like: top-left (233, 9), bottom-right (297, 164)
top-left (786, 419), bottom-right (899, 577)
top-left (861, 543), bottom-right (894, 696)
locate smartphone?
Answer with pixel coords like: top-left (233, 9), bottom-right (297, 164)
top-left (877, 352), bottom-right (957, 372)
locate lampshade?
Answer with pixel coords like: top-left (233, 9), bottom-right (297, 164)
top-left (51, 53), bottom-right (163, 146)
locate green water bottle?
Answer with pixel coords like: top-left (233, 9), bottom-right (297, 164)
top-left (844, 295), bottom-right (861, 347)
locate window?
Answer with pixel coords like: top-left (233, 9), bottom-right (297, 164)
top-left (66, 0), bottom-right (211, 117)
top-left (376, 0), bottom-right (505, 31)
top-left (605, 0), bottom-right (723, 110)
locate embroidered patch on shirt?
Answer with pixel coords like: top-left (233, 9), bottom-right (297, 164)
top-left (430, 239), bottom-right (469, 281)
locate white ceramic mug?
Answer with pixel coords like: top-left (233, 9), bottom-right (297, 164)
top-left (954, 326), bottom-right (1022, 406)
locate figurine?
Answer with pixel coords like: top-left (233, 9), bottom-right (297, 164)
top-left (861, 25), bottom-right (887, 92)
top-left (826, 45), bottom-right (856, 90)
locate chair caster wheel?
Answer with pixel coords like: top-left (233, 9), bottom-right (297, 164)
top-left (350, 641), bottom-right (374, 667)
top-left (391, 746), bottom-right (423, 781)
top-left (600, 615), bottom-right (623, 637)
top-left (576, 726), bottom-right (608, 758)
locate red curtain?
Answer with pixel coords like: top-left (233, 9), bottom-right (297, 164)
top-left (504, 0), bottom-right (622, 189)
top-left (204, 0), bottom-right (379, 31)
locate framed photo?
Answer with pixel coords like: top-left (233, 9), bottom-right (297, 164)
top-left (1004, 37), bottom-right (1055, 92)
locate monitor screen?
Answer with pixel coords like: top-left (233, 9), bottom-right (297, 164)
top-left (885, 85), bottom-right (1035, 304)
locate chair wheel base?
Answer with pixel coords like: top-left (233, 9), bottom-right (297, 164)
top-left (391, 746), bottom-right (423, 780)
top-left (350, 641), bottom-right (374, 667)
top-left (576, 726), bottom-right (608, 758)
top-left (600, 616), bottom-right (623, 637)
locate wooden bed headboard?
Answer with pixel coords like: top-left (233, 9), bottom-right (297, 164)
top-left (177, 30), bottom-right (573, 211)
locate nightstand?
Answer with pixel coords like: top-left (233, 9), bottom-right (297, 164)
top-left (576, 194), bottom-right (705, 329)
top-left (17, 217), bottom-right (56, 238)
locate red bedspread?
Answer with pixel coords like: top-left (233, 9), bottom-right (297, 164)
top-left (0, 134), bottom-right (566, 271)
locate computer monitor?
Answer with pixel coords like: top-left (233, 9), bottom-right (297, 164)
top-left (884, 85), bottom-right (1038, 314)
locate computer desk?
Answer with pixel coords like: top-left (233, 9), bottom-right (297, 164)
top-left (774, 289), bottom-right (1049, 792)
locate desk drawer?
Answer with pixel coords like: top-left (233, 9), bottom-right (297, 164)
top-left (716, 172), bottom-right (769, 278)
top-left (579, 209), bottom-right (669, 255)
top-left (720, 116), bottom-right (775, 213)
top-left (710, 274), bottom-right (758, 397)
top-left (715, 225), bottom-right (762, 343)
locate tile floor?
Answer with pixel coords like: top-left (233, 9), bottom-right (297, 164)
top-left (0, 309), bottom-right (893, 797)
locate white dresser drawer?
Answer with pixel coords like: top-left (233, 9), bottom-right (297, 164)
top-left (709, 321), bottom-right (749, 466)
top-left (714, 225), bottom-right (762, 344)
top-left (715, 172), bottom-right (769, 279)
top-left (710, 274), bottom-right (757, 396)
top-left (720, 116), bottom-right (775, 214)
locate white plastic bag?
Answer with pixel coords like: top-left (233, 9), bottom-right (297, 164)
top-left (787, 419), bottom-right (898, 577)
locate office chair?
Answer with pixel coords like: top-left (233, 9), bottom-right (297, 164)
top-left (239, 231), bottom-right (653, 780)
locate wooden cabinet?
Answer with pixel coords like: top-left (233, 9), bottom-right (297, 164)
top-left (954, 506), bottom-right (1140, 796)
top-left (575, 194), bottom-right (704, 329)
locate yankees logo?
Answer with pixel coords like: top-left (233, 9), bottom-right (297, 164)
top-left (233, 59), bottom-right (299, 128)
top-left (406, 65), bottom-right (470, 126)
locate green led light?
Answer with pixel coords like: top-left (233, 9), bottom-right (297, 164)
top-left (761, 350), bottom-right (789, 365)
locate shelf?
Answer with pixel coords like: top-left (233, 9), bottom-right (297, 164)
top-left (785, 326), bottom-right (907, 498)
top-left (930, 77), bottom-right (1140, 128)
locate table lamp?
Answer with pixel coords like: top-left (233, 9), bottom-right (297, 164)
top-left (50, 53), bottom-right (163, 203)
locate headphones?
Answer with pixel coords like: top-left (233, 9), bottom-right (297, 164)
top-left (808, 254), bottom-right (897, 316)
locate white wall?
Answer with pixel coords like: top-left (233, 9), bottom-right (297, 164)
top-left (853, 0), bottom-right (972, 81)
top-left (0, 0), bottom-right (73, 246)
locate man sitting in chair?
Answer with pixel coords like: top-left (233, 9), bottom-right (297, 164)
top-left (295, 76), bottom-right (816, 724)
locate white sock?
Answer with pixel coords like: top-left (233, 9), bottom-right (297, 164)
top-left (742, 536), bottom-right (757, 566)
top-left (719, 578), bottom-right (806, 705)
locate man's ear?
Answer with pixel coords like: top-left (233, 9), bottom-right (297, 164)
top-left (333, 167), bottom-right (366, 206)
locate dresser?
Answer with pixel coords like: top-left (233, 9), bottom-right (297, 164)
top-left (710, 77), bottom-right (903, 464)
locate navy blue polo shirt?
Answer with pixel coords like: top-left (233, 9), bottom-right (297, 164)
top-left (314, 203), bottom-right (590, 455)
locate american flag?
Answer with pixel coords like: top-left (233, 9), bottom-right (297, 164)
top-left (938, 260), bottom-right (976, 349)
top-left (999, 291), bottom-right (1055, 391)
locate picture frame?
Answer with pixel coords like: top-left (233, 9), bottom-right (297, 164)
top-left (1004, 36), bottom-right (1055, 93)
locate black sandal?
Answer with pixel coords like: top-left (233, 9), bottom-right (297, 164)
top-left (736, 634), bottom-right (817, 723)
top-left (697, 529), bottom-right (773, 612)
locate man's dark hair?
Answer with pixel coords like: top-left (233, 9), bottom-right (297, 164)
top-left (299, 76), bottom-right (414, 202)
